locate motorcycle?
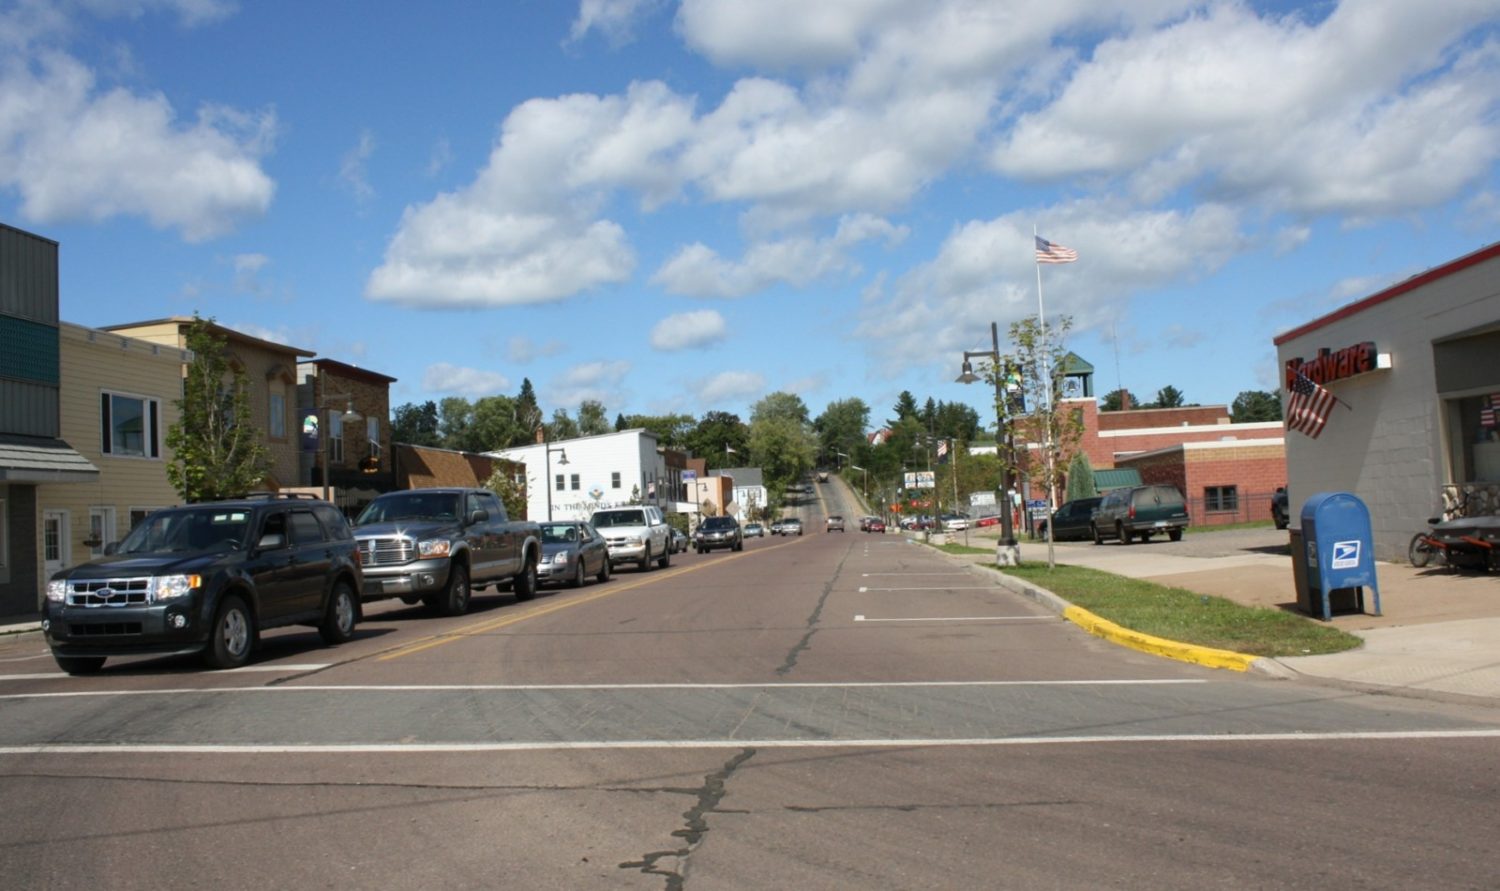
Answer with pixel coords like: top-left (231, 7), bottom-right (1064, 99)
top-left (1409, 510), bottom-right (1500, 572)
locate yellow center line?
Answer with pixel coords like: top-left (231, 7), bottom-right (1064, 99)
top-left (376, 534), bottom-right (810, 661)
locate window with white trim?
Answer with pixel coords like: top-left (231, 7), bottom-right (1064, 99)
top-left (100, 391), bottom-right (161, 458)
top-left (88, 506), bottom-right (117, 558)
top-left (611, 472), bottom-right (621, 489)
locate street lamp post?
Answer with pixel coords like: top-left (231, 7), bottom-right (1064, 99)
top-left (543, 441), bottom-right (570, 522)
top-left (958, 321), bottom-right (1020, 566)
top-left (848, 464), bottom-right (868, 500)
top-left (318, 387), bottom-right (363, 505)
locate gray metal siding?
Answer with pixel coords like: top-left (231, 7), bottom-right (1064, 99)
top-left (0, 380), bottom-right (59, 438)
top-left (0, 224), bottom-right (60, 324)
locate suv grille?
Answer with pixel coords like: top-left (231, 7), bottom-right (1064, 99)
top-left (358, 537), bottom-right (416, 565)
top-left (65, 578), bottom-right (151, 608)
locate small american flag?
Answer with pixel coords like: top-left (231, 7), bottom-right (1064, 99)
top-left (1286, 372), bottom-right (1338, 438)
top-left (1481, 393), bottom-right (1500, 428)
top-left (936, 439), bottom-right (950, 462)
top-left (1035, 235), bottom-right (1078, 264)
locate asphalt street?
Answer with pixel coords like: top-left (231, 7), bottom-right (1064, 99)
top-left (1, 479), bottom-right (1497, 889)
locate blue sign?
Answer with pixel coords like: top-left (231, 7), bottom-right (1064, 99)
top-left (1026, 499), bottom-right (1047, 509)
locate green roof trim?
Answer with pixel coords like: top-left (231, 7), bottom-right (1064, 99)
top-left (1093, 468), bottom-right (1141, 490)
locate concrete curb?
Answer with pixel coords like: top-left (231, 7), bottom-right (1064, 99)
top-left (961, 558), bottom-right (1286, 676)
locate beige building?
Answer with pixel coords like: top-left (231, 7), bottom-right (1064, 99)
top-left (105, 317), bottom-right (315, 489)
top-left (32, 323), bottom-right (189, 594)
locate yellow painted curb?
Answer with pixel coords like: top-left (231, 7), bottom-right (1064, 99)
top-left (1061, 604), bottom-right (1258, 672)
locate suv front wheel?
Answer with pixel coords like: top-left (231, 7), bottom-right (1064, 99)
top-left (204, 594), bottom-right (254, 669)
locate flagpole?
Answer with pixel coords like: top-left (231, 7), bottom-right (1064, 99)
top-left (1034, 225), bottom-right (1056, 568)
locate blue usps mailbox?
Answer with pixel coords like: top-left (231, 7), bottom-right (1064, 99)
top-left (1299, 492), bottom-right (1381, 621)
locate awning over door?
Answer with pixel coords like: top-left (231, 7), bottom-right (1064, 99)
top-left (0, 434), bottom-right (99, 483)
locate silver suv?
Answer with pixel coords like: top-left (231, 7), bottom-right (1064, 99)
top-left (590, 505), bottom-right (672, 571)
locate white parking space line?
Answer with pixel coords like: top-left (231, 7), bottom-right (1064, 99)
top-left (0, 673), bottom-right (66, 681)
top-left (6, 729), bottom-right (1499, 755)
top-left (853, 615), bottom-right (1052, 623)
top-left (859, 586), bottom-right (996, 592)
top-left (226, 664), bottom-right (331, 673)
top-left (861, 572), bottom-right (970, 577)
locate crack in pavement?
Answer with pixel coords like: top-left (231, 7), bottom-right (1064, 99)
top-left (619, 748), bottom-right (755, 889)
top-left (775, 549), bottom-right (852, 677)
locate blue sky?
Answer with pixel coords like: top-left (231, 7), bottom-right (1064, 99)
top-left (4, 0), bottom-right (1499, 430)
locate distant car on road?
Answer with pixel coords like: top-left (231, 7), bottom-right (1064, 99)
top-left (670, 527), bottom-right (690, 554)
top-left (826, 515), bottom-right (845, 532)
top-left (779, 517), bottom-right (804, 536)
top-left (744, 522), bottom-right (765, 538)
top-left (769, 519), bottom-right (786, 535)
top-left (866, 518), bottom-right (886, 533)
top-left (694, 516), bottom-right (743, 553)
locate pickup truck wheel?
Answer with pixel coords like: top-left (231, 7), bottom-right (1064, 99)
top-left (437, 564), bottom-right (471, 616)
top-left (1092, 524), bottom-right (1104, 545)
top-left (54, 654), bottom-right (106, 675)
top-left (1117, 523), bottom-right (1132, 545)
top-left (658, 543), bottom-right (671, 568)
top-left (1168, 529), bottom-right (1184, 542)
top-left (319, 580), bottom-right (359, 645)
top-left (204, 594), bottom-right (254, 670)
top-left (513, 558), bottom-right (538, 601)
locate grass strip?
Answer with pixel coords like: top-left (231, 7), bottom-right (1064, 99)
top-left (997, 564), bottom-right (1362, 658)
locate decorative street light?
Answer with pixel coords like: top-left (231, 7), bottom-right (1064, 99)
top-left (848, 464), bottom-right (868, 500)
top-left (958, 321), bottom-right (1020, 565)
top-left (543, 442), bottom-right (570, 522)
top-left (319, 393), bottom-right (362, 504)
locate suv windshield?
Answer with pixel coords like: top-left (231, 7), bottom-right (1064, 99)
top-left (116, 507), bottom-right (251, 554)
top-left (701, 517), bottom-right (736, 530)
top-left (591, 510), bottom-right (646, 528)
top-left (356, 492), bottom-right (460, 524)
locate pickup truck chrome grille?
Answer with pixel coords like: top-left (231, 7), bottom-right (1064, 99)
top-left (64, 578), bottom-right (151, 608)
top-left (358, 537), bottom-right (416, 565)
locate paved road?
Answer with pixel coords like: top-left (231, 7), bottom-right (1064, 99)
top-left (2, 478), bottom-right (1498, 889)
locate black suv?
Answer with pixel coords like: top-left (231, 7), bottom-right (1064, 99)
top-left (694, 516), bottom-right (743, 553)
top-left (43, 494), bottom-right (363, 674)
top-left (1091, 484), bottom-right (1190, 544)
top-left (1271, 487), bottom-right (1289, 530)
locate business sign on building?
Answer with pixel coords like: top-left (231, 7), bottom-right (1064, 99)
top-left (1284, 341), bottom-right (1383, 386)
top-left (904, 471), bottom-right (936, 490)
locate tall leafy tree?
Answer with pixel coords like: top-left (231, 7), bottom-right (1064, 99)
top-left (687, 411), bottom-right (748, 469)
top-left (391, 401), bottom-right (440, 446)
top-left (1007, 314), bottom-right (1086, 565)
top-left (577, 399), bottom-right (611, 436)
top-left (165, 316), bottom-right (270, 502)
top-left (1099, 389), bottom-right (1137, 412)
top-left (514, 378), bottom-right (542, 440)
top-left (750, 392), bottom-right (810, 426)
top-left (437, 397), bottom-right (473, 451)
top-left (620, 413), bottom-right (696, 447)
top-left (470, 395), bottom-right (520, 451)
top-left (548, 407), bottom-right (579, 441)
top-left (814, 398), bottom-right (870, 465)
top-left (1231, 390), bottom-right (1283, 422)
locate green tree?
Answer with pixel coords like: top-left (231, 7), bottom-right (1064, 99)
top-left (437, 397), bottom-right (473, 451)
top-left (748, 414), bottom-right (818, 497)
top-left (165, 316), bottom-right (271, 502)
top-left (1151, 385), bottom-right (1186, 408)
top-left (1065, 451), bottom-right (1098, 501)
top-left (1231, 389), bottom-right (1283, 422)
top-left (1099, 389), bottom-right (1137, 412)
top-left (577, 399), bottom-right (611, 436)
top-left (1007, 314), bottom-right (1086, 565)
top-left (484, 463), bottom-right (528, 521)
top-left (933, 400), bottom-right (980, 442)
top-left (391, 401), bottom-right (440, 446)
top-left (814, 398), bottom-right (870, 466)
top-left (750, 392), bottom-right (811, 426)
top-left (888, 391), bottom-right (919, 427)
top-left (686, 411), bottom-right (748, 469)
top-left (548, 408), bottom-right (579, 441)
top-left (514, 378), bottom-right (542, 441)
top-left (470, 395), bottom-right (520, 451)
top-left (620, 413), bottom-right (695, 447)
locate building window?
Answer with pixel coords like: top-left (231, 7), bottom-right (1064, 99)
top-left (268, 385), bottom-right (286, 439)
top-left (366, 416), bottom-right (382, 461)
top-left (554, 473), bottom-right (565, 491)
top-left (611, 472), bottom-right (621, 489)
top-left (1450, 392), bottom-right (1500, 482)
top-left (1204, 486), bottom-right (1238, 512)
top-left (330, 411), bottom-right (345, 463)
top-left (100, 391), bottom-right (161, 458)
top-left (570, 474), bottom-right (580, 491)
top-left (88, 507), bottom-right (117, 558)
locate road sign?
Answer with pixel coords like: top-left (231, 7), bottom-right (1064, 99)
top-left (1026, 499), bottom-right (1047, 509)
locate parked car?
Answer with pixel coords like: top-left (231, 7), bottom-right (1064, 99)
top-left (780, 517), bottom-right (804, 536)
top-left (670, 527), bottom-right (690, 554)
top-left (1039, 497), bottom-right (1102, 542)
top-left (1092, 484), bottom-right (1190, 544)
top-left (591, 505), bottom-right (672, 571)
top-left (1271, 487), bottom-right (1290, 530)
top-left (43, 494), bottom-right (363, 674)
top-left (866, 518), bottom-right (886, 533)
top-left (826, 515), bottom-right (845, 532)
top-left (695, 516), bottom-right (743, 553)
top-left (769, 519), bottom-right (786, 535)
top-left (355, 487), bottom-right (542, 615)
top-left (537, 521), bottom-right (610, 588)
top-left (744, 522), bottom-right (765, 538)
top-left (940, 513), bottom-right (970, 531)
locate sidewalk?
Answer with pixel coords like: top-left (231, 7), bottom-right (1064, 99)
top-left (955, 531), bottom-right (1500, 704)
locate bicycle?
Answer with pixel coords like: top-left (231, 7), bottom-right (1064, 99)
top-left (1408, 489), bottom-right (1499, 572)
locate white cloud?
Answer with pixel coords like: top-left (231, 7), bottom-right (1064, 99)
top-left (695, 369), bottom-right (765, 403)
top-left (231, 252), bottom-right (268, 294)
top-left (546, 360), bottom-right (632, 410)
top-left (855, 201), bottom-right (1246, 374)
top-left (339, 129), bottom-right (375, 202)
top-left (425, 136), bottom-right (451, 177)
top-left (506, 335), bottom-right (566, 364)
top-left (991, 1), bottom-right (1500, 218)
top-left (569, 0), bottom-right (661, 45)
top-left (650, 309), bottom-right (727, 350)
top-left (0, 49), bottom-right (276, 241)
top-left (653, 213), bottom-right (906, 297)
top-left (422, 363), bottom-right (511, 397)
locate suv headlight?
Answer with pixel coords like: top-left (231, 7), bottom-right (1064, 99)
top-left (151, 574), bottom-right (201, 601)
top-left (625, 535), bottom-right (643, 546)
top-left (418, 539), bottom-right (451, 558)
top-left (46, 580), bottom-right (68, 603)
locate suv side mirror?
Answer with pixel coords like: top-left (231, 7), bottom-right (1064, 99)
top-left (256, 532), bottom-right (286, 550)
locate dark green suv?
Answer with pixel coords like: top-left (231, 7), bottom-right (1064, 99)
top-left (1092, 484), bottom-right (1189, 544)
top-left (43, 494), bottom-right (363, 674)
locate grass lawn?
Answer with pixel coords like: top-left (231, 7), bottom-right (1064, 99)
top-left (997, 563), bottom-right (1362, 658)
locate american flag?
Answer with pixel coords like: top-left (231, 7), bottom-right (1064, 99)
top-left (936, 439), bottom-right (950, 462)
top-left (1481, 393), bottom-right (1500, 428)
top-left (1285, 372), bottom-right (1338, 438)
top-left (1035, 235), bottom-right (1078, 264)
